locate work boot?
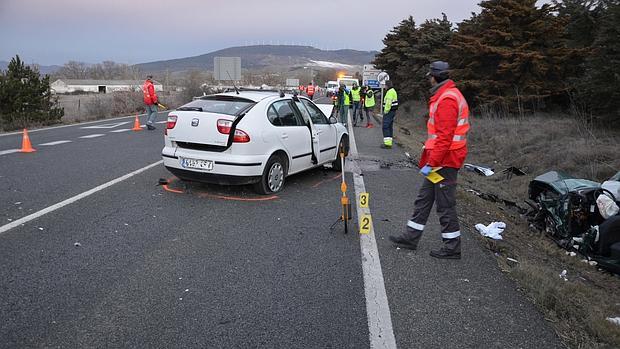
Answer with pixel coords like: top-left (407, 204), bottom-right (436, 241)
top-left (147, 124), bottom-right (156, 130)
top-left (430, 247), bottom-right (461, 259)
top-left (431, 237), bottom-right (461, 259)
top-left (389, 233), bottom-right (419, 250)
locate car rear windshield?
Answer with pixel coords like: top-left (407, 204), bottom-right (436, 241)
top-left (177, 96), bottom-right (255, 116)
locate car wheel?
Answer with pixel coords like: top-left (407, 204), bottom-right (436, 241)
top-left (331, 138), bottom-right (347, 172)
top-left (254, 155), bottom-right (286, 194)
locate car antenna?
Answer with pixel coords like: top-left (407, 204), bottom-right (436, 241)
top-left (226, 70), bottom-right (239, 95)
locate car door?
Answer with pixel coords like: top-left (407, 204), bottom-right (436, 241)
top-left (268, 100), bottom-right (313, 174)
top-left (292, 99), bottom-right (321, 167)
top-left (299, 98), bottom-right (338, 164)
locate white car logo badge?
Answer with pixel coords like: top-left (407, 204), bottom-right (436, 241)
top-left (191, 118), bottom-right (199, 126)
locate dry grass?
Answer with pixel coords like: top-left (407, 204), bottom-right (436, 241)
top-left (395, 101), bottom-right (620, 349)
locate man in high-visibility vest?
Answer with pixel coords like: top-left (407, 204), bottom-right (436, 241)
top-left (142, 75), bottom-right (159, 130)
top-left (306, 82), bottom-right (315, 100)
top-left (389, 61), bottom-right (470, 259)
top-left (336, 83), bottom-right (352, 126)
top-left (351, 82), bottom-right (362, 126)
top-left (363, 85), bottom-right (375, 128)
top-left (381, 80), bottom-right (398, 148)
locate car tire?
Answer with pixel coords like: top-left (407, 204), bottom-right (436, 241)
top-left (331, 137), bottom-right (348, 172)
top-left (254, 155), bottom-right (286, 195)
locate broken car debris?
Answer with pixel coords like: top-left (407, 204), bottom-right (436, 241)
top-left (528, 171), bottom-right (620, 274)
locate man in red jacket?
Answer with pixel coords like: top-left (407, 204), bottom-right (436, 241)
top-left (389, 61), bottom-right (470, 259)
top-left (142, 75), bottom-right (159, 130)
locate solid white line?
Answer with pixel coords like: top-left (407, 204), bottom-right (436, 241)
top-left (0, 160), bottom-right (163, 235)
top-left (109, 129), bottom-right (132, 133)
top-left (79, 134), bottom-right (105, 139)
top-left (0, 149), bottom-right (20, 156)
top-left (38, 140), bottom-right (72, 146)
top-left (346, 112), bottom-right (397, 349)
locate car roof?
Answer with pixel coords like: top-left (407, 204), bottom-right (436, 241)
top-left (214, 91), bottom-right (295, 103)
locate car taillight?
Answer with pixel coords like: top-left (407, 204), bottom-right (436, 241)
top-left (167, 115), bottom-right (178, 129)
top-left (233, 129), bottom-right (250, 143)
top-left (217, 119), bottom-right (250, 143)
top-left (217, 119), bottom-right (232, 134)
top-left (165, 115), bottom-right (177, 135)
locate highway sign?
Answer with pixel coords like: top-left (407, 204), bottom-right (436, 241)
top-left (377, 72), bottom-right (390, 86)
top-left (214, 57), bottom-right (241, 81)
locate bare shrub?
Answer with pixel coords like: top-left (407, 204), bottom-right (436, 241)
top-left (84, 96), bottom-right (112, 119)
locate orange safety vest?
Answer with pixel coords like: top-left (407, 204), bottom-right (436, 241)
top-left (306, 85), bottom-right (315, 95)
top-left (424, 87), bottom-right (469, 150)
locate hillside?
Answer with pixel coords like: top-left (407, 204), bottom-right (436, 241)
top-left (134, 45), bottom-right (377, 73)
top-left (0, 61), bottom-right (61, 75)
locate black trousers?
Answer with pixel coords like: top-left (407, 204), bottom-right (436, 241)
top-left (405, 167), bottom-right (461, 252)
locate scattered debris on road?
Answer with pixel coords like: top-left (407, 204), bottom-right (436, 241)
top-left (559, 270), bottom-right (568, 281)
top-left (74, 242), bottom-right (81, 247)
top-left (464, 163), bottom-right (495, 176)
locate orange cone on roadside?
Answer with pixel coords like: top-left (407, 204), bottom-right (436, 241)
top-left (19, 129), bottom-right (36, 153)
top-left (132, 115), bottom-right (142, 131)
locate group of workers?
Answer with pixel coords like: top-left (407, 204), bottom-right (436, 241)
top-left (333, 82), bottom-right (381, 129)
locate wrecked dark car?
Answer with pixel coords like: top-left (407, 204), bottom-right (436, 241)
top-left (528, 171), bottom-right (620, 274)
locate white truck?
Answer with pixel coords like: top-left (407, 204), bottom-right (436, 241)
top-left (325, 80), bottom-right (338, 96)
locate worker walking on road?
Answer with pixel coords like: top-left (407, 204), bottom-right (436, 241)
top-left (336, 83), bottom-right (352, 126)
top-left (306, 82), bottom-right (315, 100)
top-left (351, 83), bottom-right (362, 126)
top-left (381, 80), bottom-right (398, 148)
top-left (363, 85), bottom-right (375, 128)
top-left (389, 61), bottom-right (470, 259)
top-left (142, 75), bottom-right (159, 131)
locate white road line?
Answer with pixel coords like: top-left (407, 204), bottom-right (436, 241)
top-left (38, 140), bottom-right (72, 146)
top-left (79, 134), bottom-right (105, 139)
top-left (0, 149), bottom-right (20, 156)
top-left (0, 160), bottom-right (163, 235)
top-left (109, 129), bottom-right (132, 133)
top-left (347, 112), bottom-right (397, 349)
top-left (0, 114), bottom-right (145, 137)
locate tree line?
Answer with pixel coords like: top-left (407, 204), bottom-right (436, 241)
top-left (373, 0), bottom-right (620, 121)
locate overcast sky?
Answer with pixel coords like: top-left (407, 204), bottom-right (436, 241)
top-left (0, 0), bottom-right (539, 65)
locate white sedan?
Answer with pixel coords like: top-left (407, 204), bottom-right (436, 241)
top-left (162, 90), bottom-right (349, 194)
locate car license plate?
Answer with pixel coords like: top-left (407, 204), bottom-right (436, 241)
top-left (181, 158), bottom-right (214, 171)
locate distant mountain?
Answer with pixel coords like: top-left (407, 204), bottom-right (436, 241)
top-left (134, 45), bottom-right (378, 73)
top-left (0, 60), bottom-right (61, 75)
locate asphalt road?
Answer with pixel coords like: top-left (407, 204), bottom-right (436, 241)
top-left (0, 102), bottom-right (562, 348)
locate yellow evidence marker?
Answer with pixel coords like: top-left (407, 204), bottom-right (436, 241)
top-left (360, 214), bottom-right (373, 234)
top-left (359, 192), bottom-right (369, 208)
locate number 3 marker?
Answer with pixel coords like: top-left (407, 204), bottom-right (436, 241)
top-left (359, 192), bottom-right (369, 208)
top-left (360, 214), bottom-right (372, 234)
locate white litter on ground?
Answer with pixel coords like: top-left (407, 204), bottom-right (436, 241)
top-left (559, 270), bottom-right (568, 281)
top-left (607, 317), bottom-right (620, 326)
top-left (475, 222), bottom-right (506, 240)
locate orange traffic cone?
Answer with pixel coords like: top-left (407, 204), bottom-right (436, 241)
top-left (19, 129), bottom-right (36, 153)
top-left (132, 115), bottom-right (142, 131)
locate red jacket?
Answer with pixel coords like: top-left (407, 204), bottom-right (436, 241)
top-left (419, 80), bottom-right (468, 169)
top-left (142, 80), bottom-right (158, 105)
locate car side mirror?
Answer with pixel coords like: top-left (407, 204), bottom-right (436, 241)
top-left (329, 116), bottom-right (338, 124)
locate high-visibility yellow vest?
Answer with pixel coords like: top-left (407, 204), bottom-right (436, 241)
top-left (383, 88), bottom-right (398, 113)
top-left (365, 89), bottom-right (375, 108)
top-left (351, 87), bottom-right (361, 102)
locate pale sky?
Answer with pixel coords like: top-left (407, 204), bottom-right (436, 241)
top-left (0, 0), bottom-right (543, 65)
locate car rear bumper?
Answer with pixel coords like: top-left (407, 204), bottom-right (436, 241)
top-left (162, 146), bottom-right (266, 177)
top-left (165, 166), bottom-right (261, 185)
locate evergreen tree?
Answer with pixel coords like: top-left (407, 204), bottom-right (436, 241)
top-left (448, 0), bottom-right (574, 112)
top-left (373, 15), bottom-right (453, 101)
top-left (0, 55), bottom-right (64, 131)
top-left (580, 0), bottom-right (620, 117)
